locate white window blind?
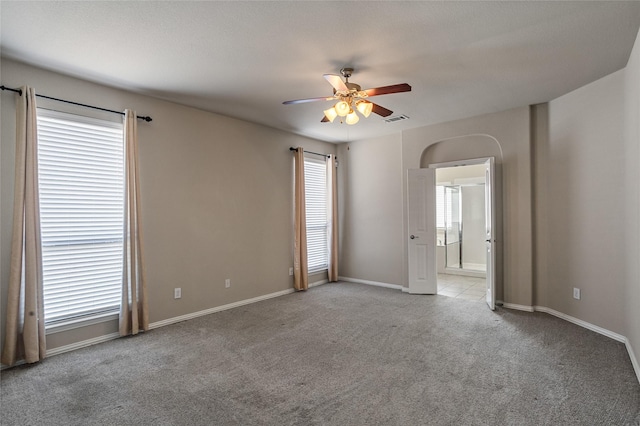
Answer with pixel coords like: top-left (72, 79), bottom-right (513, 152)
top-left (304, 157), bottom-right (328, 273)
top-left (37, 109), bottom-right (124, 325)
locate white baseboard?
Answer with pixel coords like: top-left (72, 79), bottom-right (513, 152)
top-left (2, 331), bottom-right (123, 370)
top-left (502, 303), bottom-right (534, 312)
top-left (0, 359), bottom-right (25, 370)
top-left (2, 285), bottom-right (311, 370)
top-left (625, 339), bottom-right (640, 385)
top-left (489, 302), bottom-right (639, 384)
top-left (532, 305), bottom-right (626, 343)
top-left (47, 332), bottom-right (121, 358)
top-left (4, 282), bottom-right (638, 386)
top-left (443, 268), bottom-right (486, 279)
top-left (149, 287), bottom-right (296, 329)
top-left (532, 305), bottom-right (638, 384)
top-left (309, 279), bottom-right (329, 288)
top-left (502, 303), bottom-right (626, 342)
top-left (338, 276), bottom-right (403, 291)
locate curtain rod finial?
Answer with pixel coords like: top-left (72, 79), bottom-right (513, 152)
top-left (1, 85), bottom-right (23, 96)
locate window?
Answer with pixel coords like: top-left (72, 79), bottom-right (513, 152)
top-left (436, 185), bottom-right (458, 229)
top-left (304, 157), bottom-right (328, 273)
top-left (37, 109), bottom-right (124, 325)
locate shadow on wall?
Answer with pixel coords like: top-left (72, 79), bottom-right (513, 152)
top-left (419, 134), bottom-right (505, 302)
top-left (420, 134), bottom-right (503, 167)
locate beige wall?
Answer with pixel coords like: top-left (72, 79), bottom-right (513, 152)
top-left (338, 108), bottom-right (531, 305)
top-left (0, 59), bottom-right (334, 355)
top-left (535, 70), bottom-right (626, 334)
top-left (531, 102), bottom-right (549, 308)
top-left (336, 134), bottom-right (404, 285)
top-left (624, 29), bottom-right (640, 372)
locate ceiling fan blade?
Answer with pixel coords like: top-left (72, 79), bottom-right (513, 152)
top-left (283, 96), bottom-right (334, 105)
top-left (365, 83), bottom-right (412, 97)
top-left (371, 103), bottom-right (393, 117)
top-left (321, 116), bottom-right (330, 123)
top-left (323, 74), bottom-right (349, 92)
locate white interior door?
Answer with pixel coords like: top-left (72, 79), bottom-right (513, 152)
top-left (484, 158), bottom-right (496, 310)
top-left (408, 168), bottom-right (437, 294)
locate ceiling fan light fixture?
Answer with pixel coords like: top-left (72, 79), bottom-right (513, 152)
top-left (334, 100), bottom-right (351, 117)
top-left (346, 110), bottom-right (360, 125)
top-left (323, 107), bottom-right (338, 122)
top-left (283, 68), bottom-right (410, 125)
top-left (356, 100), bottom-right (373, 118)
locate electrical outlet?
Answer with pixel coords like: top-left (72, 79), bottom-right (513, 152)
top-left (174, 288), bottom-right (181, 299)
top-left (573, 288), bottom-right (581, 300)
top-left (289, 267), bottom-right (294, 276)
top-left (225, 279), bottom-right (231, 288)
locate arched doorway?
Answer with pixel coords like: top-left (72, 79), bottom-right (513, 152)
top-left (411, 134), bottom-right (504, 305)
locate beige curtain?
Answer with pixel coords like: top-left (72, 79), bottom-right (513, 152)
top-left (327, 155), bottom-right (339, 282)
top-left (293, 147), bottom-right (308, 291)
top-left (1, 86), bottom-right (46, 366)
top-left (119, 110), bottom-right (149, 336)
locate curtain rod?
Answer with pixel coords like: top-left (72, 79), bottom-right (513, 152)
top-left (1, 85), bottom-right (152, 122)
top-left (289, 147), bottom-right (333, 158)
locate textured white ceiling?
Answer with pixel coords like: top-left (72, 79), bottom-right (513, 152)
top-left (2, 1), bottom-right (640, 143)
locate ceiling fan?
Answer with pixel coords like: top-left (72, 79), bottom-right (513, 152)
top-left (283, 68), bottom-right (411, 125)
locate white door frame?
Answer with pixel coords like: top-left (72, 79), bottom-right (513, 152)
top-left (420, 157), bottom-right (497, 309)
top-left (484, 158), bottom-right (496, 310)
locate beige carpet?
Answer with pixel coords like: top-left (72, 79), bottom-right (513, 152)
top-left (2, 282), bottom-right (639, 425)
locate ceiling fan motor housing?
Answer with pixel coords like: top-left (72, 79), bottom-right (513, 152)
top-left (332, 82), bottom-right (362, 95)
top-left (340, 67), bottom-right (354, 78)
top-left (345, 82), bottom-right (361, 92)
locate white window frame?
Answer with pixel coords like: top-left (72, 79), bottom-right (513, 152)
top-left (304, 156), bottom-right (329, 274)
top-left (37, 108), bottom-right (125, 330)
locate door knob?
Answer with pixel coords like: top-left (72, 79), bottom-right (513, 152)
top-left (410, 235), bottom-right (418, 239)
